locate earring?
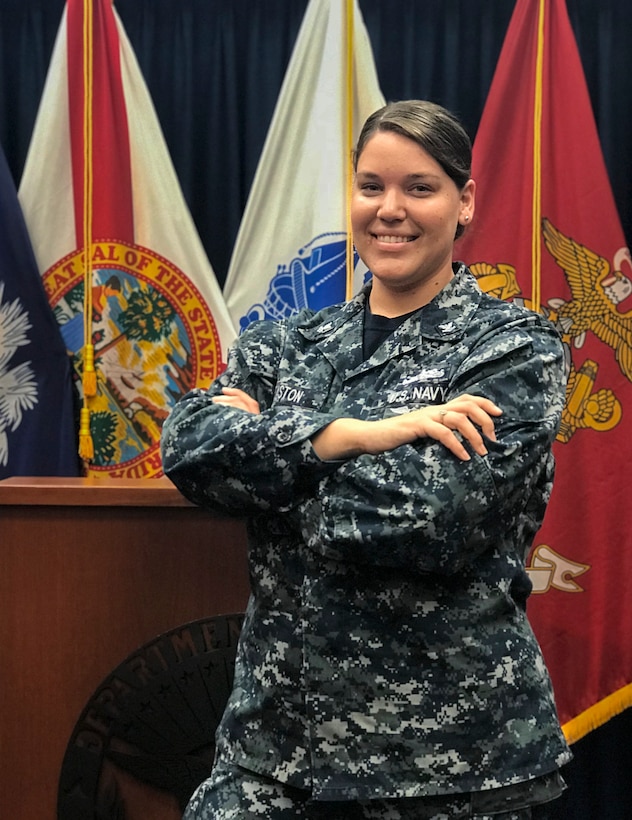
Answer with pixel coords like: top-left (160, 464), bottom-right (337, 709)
top-left (463, 215), bottom-right (470, 223)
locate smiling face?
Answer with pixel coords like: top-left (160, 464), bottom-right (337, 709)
top-left (351, 130), bottom-right (475, 316)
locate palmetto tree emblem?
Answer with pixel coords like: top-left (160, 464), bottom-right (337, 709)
top-left (0, 282), bottom-right (38, 466)
top-left (94, 284), bottom-right (176, 359)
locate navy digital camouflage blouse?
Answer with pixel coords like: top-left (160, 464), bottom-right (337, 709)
top-left (161, 265), bottom-right (572, 801)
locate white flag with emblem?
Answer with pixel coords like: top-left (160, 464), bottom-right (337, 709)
top-left (223, 0), bottom-right (385, 333)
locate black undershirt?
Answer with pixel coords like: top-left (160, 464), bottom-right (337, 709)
top-left (362, 300), bottom-right (419, 360)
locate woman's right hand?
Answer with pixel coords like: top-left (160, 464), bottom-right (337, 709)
top-left (211, 386), bottom-right (261, 414)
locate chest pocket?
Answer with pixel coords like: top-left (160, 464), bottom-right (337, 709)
top-left (272, 353), bottom-right (340, 411)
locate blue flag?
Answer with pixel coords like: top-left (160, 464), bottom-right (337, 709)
top-left (0, 146), bottom-right (78, 477)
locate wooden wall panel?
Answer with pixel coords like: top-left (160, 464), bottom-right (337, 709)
top-left (0, 478), bottom-right (250, 820)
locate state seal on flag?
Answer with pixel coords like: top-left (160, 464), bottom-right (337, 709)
top-left (43, 241), bottom-right (222, 478)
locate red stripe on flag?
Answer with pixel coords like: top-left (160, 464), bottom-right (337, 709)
top-left (67, 0), bottom-right (134, 246)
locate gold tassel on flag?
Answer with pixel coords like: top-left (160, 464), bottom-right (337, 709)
top-left (82, 341), bottom-right (97, 396)
top-left (78, 406), bottom-right (95, 461)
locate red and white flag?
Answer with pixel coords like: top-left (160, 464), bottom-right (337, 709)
top-left (19, 0), bottom-right (236, 478)
top-left (458, 0), bottom-right (632, 741)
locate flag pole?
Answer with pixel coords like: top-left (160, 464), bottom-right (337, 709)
top-left (79, 0), bottom-right (96, 462)
top-left (344, 0), bottom-right (354, 301)
top-left (531, 0), bottom-right (546, 313)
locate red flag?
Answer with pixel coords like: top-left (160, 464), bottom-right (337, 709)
top-left (458, 0), bottom-right (632, 742)
top-left (19, 0), bottom-right (236, 478)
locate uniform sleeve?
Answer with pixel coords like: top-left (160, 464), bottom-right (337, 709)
top-left (298, 316), bottom-right (567, 574)
top-left (160, 320), bottom-right (340, 515)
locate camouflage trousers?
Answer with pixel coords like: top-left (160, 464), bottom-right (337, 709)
top-left (183, 756), bottom-right (565, 820)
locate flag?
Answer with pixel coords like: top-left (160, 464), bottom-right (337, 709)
top-left (457, 0), bottom-right (632, 744)
top-left (18, 0), bottom-right (236, 479)
top-left (223, 0), bottom-right (385, 332)
top-left (0, 145), bottom-right (78, 478)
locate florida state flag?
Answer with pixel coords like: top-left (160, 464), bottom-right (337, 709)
top-left (19, 0), bottom-right (236, 478)
top-left (458, 0), bottom-right (632, 741)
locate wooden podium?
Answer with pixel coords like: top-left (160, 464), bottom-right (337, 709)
top-left (0, 477), bottom-right (250, 820)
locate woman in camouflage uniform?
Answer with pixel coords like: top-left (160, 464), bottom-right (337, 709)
top-left (161, 100), bottom-right (571, 819)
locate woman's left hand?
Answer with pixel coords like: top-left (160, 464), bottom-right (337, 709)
top-left (311, 394), bottom-right (502, 462)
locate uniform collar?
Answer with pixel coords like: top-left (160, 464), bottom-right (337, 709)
top-left (298, 263), bottom-right (481, 341)
top-left (411, 263), bottom-right (482, 341)
top-left (295, 264), bottom-right (482, 376)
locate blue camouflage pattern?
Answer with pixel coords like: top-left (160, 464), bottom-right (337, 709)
top-left (182, 754), bottom-right (565, 818)
top-left (161, 265), bottom-right (572, 803)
